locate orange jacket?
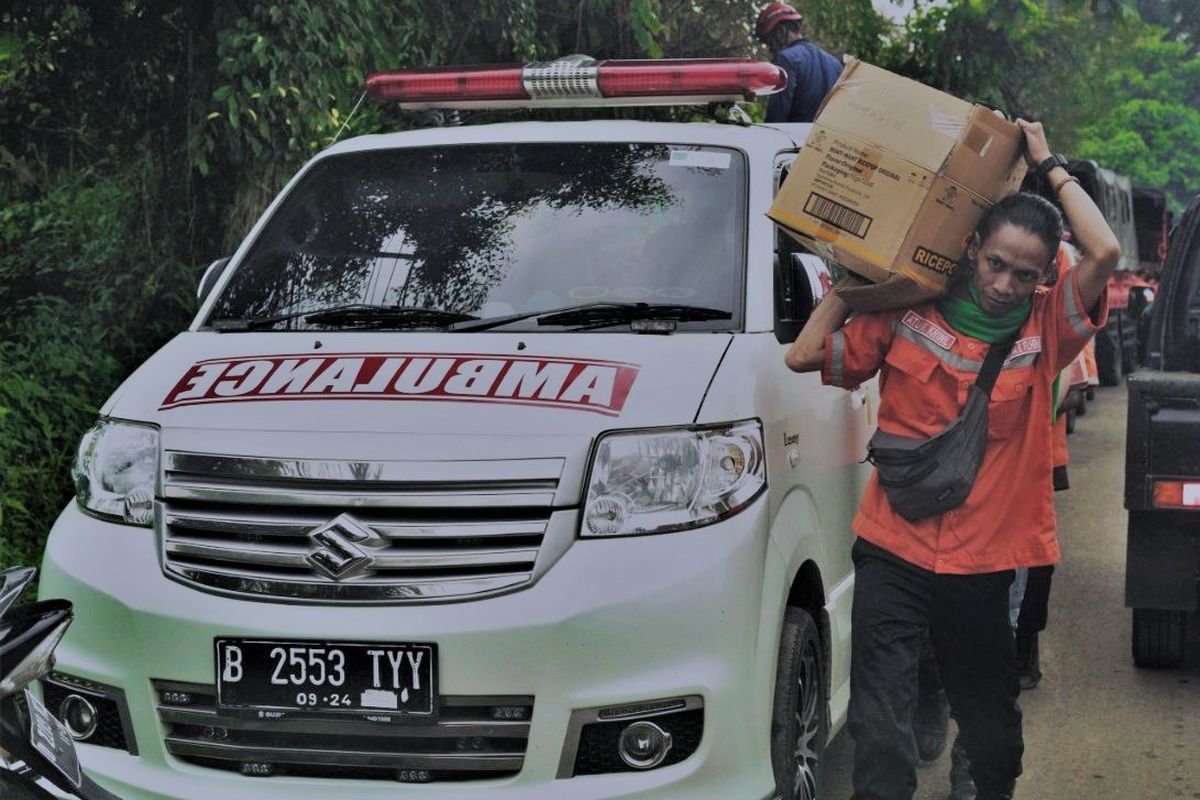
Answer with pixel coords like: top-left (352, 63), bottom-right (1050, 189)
top-left (823, 270), bottom-right (1108, 573)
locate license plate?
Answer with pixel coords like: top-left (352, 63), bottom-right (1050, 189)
top-left (215, 639), bottom-right (436, 720)
top-left (24, 688), bottom-right (82, 788)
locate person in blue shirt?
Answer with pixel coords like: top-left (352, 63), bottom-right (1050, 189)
top-left (755, 2), bottom-right (844, 123)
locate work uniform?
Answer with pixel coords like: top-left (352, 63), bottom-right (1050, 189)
top-left (766, 39), bottom-right (843, 123)
top-left (823, 269), bottom-right (1108, 799)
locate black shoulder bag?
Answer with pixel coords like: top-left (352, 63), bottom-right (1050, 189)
top-left (866, 334), bottom-right (1018, 522)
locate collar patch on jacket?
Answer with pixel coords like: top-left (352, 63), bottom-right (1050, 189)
top-left (1004, 336), bottom-right (1042, 365)
top-left (901, 310), bottom-right (956, 350)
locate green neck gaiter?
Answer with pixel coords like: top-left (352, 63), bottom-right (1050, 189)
top-left (936, 273), bottom-right (1031, 344)
top-left (937, 271), bottom-right (1058, 419)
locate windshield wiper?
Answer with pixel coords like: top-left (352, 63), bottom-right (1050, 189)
top-left (304, 305), bottom-right (477, 329)
top-left (449, 302), bottom-right (730, 333)
top-left (211, 304), bottom-right (477, 331)
top-left (537, 302), bottom-right (731, 331)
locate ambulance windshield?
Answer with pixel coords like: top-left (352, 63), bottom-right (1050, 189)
top-left (207, 142), bottom-right (746, 331)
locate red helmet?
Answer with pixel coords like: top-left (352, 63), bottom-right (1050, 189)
top-left (756, 2), bottom-right (804, 41)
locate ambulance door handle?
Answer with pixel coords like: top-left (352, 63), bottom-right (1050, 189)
top-left (850, 388), bottom-right (866, 409)
top-left (788, 450), bottom-right (801, 468)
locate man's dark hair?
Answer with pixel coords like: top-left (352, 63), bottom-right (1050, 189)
top-left (765, 19), bottom-right (804, 51)
top-left (976, 192), bottom-right (1064, 260)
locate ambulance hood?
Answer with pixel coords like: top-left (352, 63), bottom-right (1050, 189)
top-left (105, 331), bottom-right (733, 440)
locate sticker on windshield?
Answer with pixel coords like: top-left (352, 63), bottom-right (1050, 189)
top-left (668, 150), bottom-right (731, 169)
top-left (161, 354), bottom-right (640, 416)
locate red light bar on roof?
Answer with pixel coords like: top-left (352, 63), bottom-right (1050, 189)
top-left (365, 56), bottom-right (786, 110)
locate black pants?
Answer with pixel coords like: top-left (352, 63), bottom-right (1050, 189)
top-left (849, 539), bottom-right (1023, 800)
top-left (1016, 564), bottom-right (1054, 638)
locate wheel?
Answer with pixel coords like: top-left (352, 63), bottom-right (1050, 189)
top-left (1131, 608), bottom-right (1187, 668)
top-left (771, 607), bottom-right (828, 800)
top-left (1065, 407), bottom-right (1076, 434)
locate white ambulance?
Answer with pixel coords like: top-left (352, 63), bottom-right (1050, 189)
top-left (38, 57), bottom-right (874, 800)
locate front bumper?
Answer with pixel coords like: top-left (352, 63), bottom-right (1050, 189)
top-left (40, 499), bottom-right (781, 799)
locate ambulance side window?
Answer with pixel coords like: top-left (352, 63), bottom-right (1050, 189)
top-left (773, 161), bottom-right (817, 344)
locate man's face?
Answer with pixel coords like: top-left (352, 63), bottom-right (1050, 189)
top-left (968, 223), bottom-right (1052, 315)
top-left (764, 25), bottom-right (796, 54)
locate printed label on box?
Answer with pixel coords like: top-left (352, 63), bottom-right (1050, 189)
top-left (804, 192), bottom-right (874, 239)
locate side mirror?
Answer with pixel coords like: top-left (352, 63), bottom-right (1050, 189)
top-left (197, 257), bottom-right (231, 303)
top-left (774, 252), bottom-right (833, 344)
top-left (796, 253), bottom-right (833, 306)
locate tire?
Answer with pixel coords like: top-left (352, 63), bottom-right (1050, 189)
top-left (1131, 608), bottom-right (1187, 668)
top-left (771, 607), bottom-right (829, 800)
top-left (1065, 407), bottom-right (1076, 434)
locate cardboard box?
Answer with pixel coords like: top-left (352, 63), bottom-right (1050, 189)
top-left (768, 59), bottom-right (1027, 309)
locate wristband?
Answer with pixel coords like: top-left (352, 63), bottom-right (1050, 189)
top-left (1035, 153), bottom-right (1070, 180)
top-left (1053, 176), bottom-right (1080, 193)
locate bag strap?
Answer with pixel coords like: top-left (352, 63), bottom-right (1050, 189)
top-left (974, 334), bottom-right (1019, 397)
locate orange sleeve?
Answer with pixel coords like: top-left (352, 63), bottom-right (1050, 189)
top-left (1044, 266), bottom-right (1110, 372)
top-left (821, 310), bottom-right (899, 390)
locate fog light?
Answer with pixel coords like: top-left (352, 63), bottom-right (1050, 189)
top-left (59, 694), bottom-right (98, 741)
top-left (617, 720), bottom-right (672, 769)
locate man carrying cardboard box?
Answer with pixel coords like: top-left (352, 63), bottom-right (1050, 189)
top-left (784, 121), bottom-right (1121, 800)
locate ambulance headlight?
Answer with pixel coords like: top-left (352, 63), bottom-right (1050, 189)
top-left (72, 419), bottom-right (159, 527)
top-left (581, 420), bottom-right (765, 537)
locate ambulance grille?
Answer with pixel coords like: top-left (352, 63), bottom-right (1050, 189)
top-left (153, 680), bottom-right (532, 782)
top-left (158, 452), bottom-right (563, 603)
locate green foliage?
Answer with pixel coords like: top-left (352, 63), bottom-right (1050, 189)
top-left (880, 0), bottom-right (1101, 119)
top-left (1068, 23), bottom-right (1200, 210)
top-left (881, 1), bottom-right (1199, 210)
top-left (0, 164), bottom-right (197, 570)
top-left (193, 2), bottom-right (413, 172)
top-left (1135, 0), bottom-right (1200, 53)
top-left (0, 299), bottom-right (124, 570)
top-left (795, 0), bottom-right (891, 62)
top-left (1076, 99), bottom-right (1200, 210)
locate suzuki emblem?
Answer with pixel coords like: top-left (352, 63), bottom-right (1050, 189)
top-left (305, 514), bottom-right (389, 580)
